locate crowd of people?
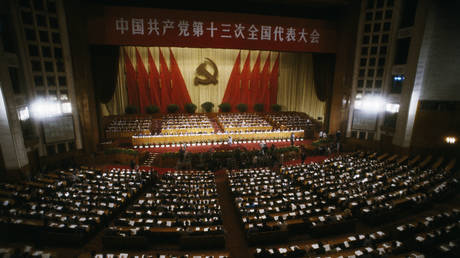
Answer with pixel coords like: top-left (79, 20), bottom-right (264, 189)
top-left (217, 113), bottom-right (273, 132)
top-left (161, 114), bottom-right (214, 134)
top-left (282, 153), bottom-right (457, 221)
top-left (266, 112), bottom-right (315, 130)
top-left (0, 168), bottom-right (154, 244)
top-left (93, 253), bottom-right (229, 258)
top-left (254, 207), bottom-right (460, 257)
top-left (105, 118), bottom-right (152, 137)
top-left (226, 152), bottom-right (458, 246)
top-left (228, 167), bottom-right (353, 241)
top-left (104, 171), bottom-right (224, 247)
top-left (175, 142), bottom-right (301, 171)
top-left (0, 245), bottom-right (55, 258)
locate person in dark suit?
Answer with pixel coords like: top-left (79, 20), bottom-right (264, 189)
top-left (290, 133), bottom-right (295, 146)
top-left (178, 146), bottom-right (185, 162)
top-left (335, 130), bottom-right (342, 153)
top-left (300, 145), bottom-right (308, 164)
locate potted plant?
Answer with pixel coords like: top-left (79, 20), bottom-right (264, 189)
top-left (254, 103), bottom-right (264, 112)
top-left (167, 104), bottom-right (179, 113)
top-left (145, 105), bottom-right (160, 114)
top-left (236, 103), bottom-right (248, 112)
top-left (218, 102), bottom-right (231, 113)
top-left (184, 103), bottom-right (197, 114)
top-left (271, 104), bottom-right (282, 112)
top-left (125, 105), bottom-right (138, 114)
top-left (201, 101), bottom-right (214, 113)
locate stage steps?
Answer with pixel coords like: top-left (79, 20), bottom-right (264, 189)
top-left (142, 152), bottom-right (159, 166)
top-left (209, 117), bottom-right (224, 133)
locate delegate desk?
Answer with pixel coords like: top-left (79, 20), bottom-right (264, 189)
top-left (223, 126), bottom-right (273, 133)
top-left (106, 130), bottom-right (151, 139)
top-left (161, 127), bottom-right (214, 135)
top-left (132, 130), bottom-right (304, 146)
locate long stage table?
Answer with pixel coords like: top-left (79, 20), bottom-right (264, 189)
top-left (132, 130), bottom-right (304, 146)
top-left (161, 127), bottom-right (214, 134)
top-left (106, 130), bottom-right (151, 138)
top-left (221, 125), bottom-right (273, 133)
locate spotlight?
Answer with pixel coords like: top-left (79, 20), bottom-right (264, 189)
top-left (385, 103), bottom-right (400, 113)
top-left (445, 136), bottom-right (456, 144)
top-left (18, 106), bottom-right (30, 121)
top-left (61, 102), bottom-right (72, 114)
top-left (393, 75), bottom-right (405, 81)
top-left (355, 96), bottom-right (384, 113)
top-left (30, 99), bottom-right (62, 119)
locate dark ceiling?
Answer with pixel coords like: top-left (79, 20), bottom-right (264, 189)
top-left (86, 0), bottom-right (353, 20)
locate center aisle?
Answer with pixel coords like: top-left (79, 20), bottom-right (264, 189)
top-left (214, 170), bottom-right (252, 258)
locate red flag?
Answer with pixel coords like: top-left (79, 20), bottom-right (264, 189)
top-left (124, 49), bottom-right (139, 110)
top-left (260, 53), bottom-right (271, 111)
top-left (135, 48), bottom-right (150, 114)
top-left (221, 51), bottom-right (241, 111)
top-left (248, 52), bottom-right (261, 111)
top-left (169, 48), bottom-right (192, 110)
top-left (159, 49), bottom-right (172, 112)
top-left (269, 54), bottom-right (280, 108)
top-left (239, 52), bottom-right (251, 109)
top-left (148, 49), bottom-right (161, 109)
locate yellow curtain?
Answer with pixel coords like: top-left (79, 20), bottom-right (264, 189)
top-left (278, 52), bottom-right (325, 120)
top-left (105, 46), bottom-right (325, 120)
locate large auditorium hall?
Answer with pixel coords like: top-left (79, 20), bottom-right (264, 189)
top-left (0, 0), bottom-right (459, 257)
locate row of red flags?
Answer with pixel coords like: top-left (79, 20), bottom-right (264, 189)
top-left (222, 52), bottom-right (279, 111)
top-left (124, 48), bottom-right (192, 113)
top-left (124, 48), bottom-right (279, 113)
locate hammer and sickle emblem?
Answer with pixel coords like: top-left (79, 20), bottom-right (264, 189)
top-left (194, 58), bottom-right (218, 85)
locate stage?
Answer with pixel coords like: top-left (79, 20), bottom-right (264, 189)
top-left (135, 138), bottom-right (312, 154)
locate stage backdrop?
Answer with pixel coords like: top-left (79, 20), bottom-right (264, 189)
top-left (103, 46), bottom-right (325, 120)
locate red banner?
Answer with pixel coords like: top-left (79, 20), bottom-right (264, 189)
top-left (88, 6), bottom-right (336, 53)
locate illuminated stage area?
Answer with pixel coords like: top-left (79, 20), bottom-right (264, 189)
top-left (102, 112), bottom-right (320, 148)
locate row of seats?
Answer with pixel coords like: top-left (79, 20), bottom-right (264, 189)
top-left (228, 167), bottom-right (352, 244)
top-left (266, 112), bottom-right (315, 130)
top-left (106, 119), bottom-right (152, 136)
top-left (0, 245), bottom-right (55, 258)
top-left (217, 113), bottom-right (273, 132)
top-left (103, 171), bottom-right (224, 249)
top-left (94, 253), bottom-right (229, 258)
top-left (228, 152), bottom-right (458, 245)
top-left (161, 114), bottom-right (213, 134)
top-left (254, 207), bottom-right (459, 257)
top-left (0, 168), bottom-right (154, 245)
top-left (282, 153), bottom-right (457, 224)
top-left (105, 112), bottom-right (316, 139)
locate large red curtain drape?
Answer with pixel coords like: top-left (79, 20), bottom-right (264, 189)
top-left (260, 53), bottom-right (271, 111)
top-left (220, 51), bottom-right (279, 111)
top-left (124, 50), bottom-right (139, 109)
top-left (124, 48), bottom-right (195, 113)
top-left (239, 52), bottom-right (251, 108)
top-left (148, 49), bottom-right (162, 108)
top-left (159, 49), bottom-right (173, 112)
top-left (169, 48), bottom-right (192, 109)
top-left (135, 48), bottom-right (150, 114)
top-left (248, 53), bottom-right (261, 111)
top-left (221, 51), bottom-right (241, 111)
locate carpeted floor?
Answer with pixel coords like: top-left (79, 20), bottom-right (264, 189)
top-left (214, 169), bottom-right (252, 258)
